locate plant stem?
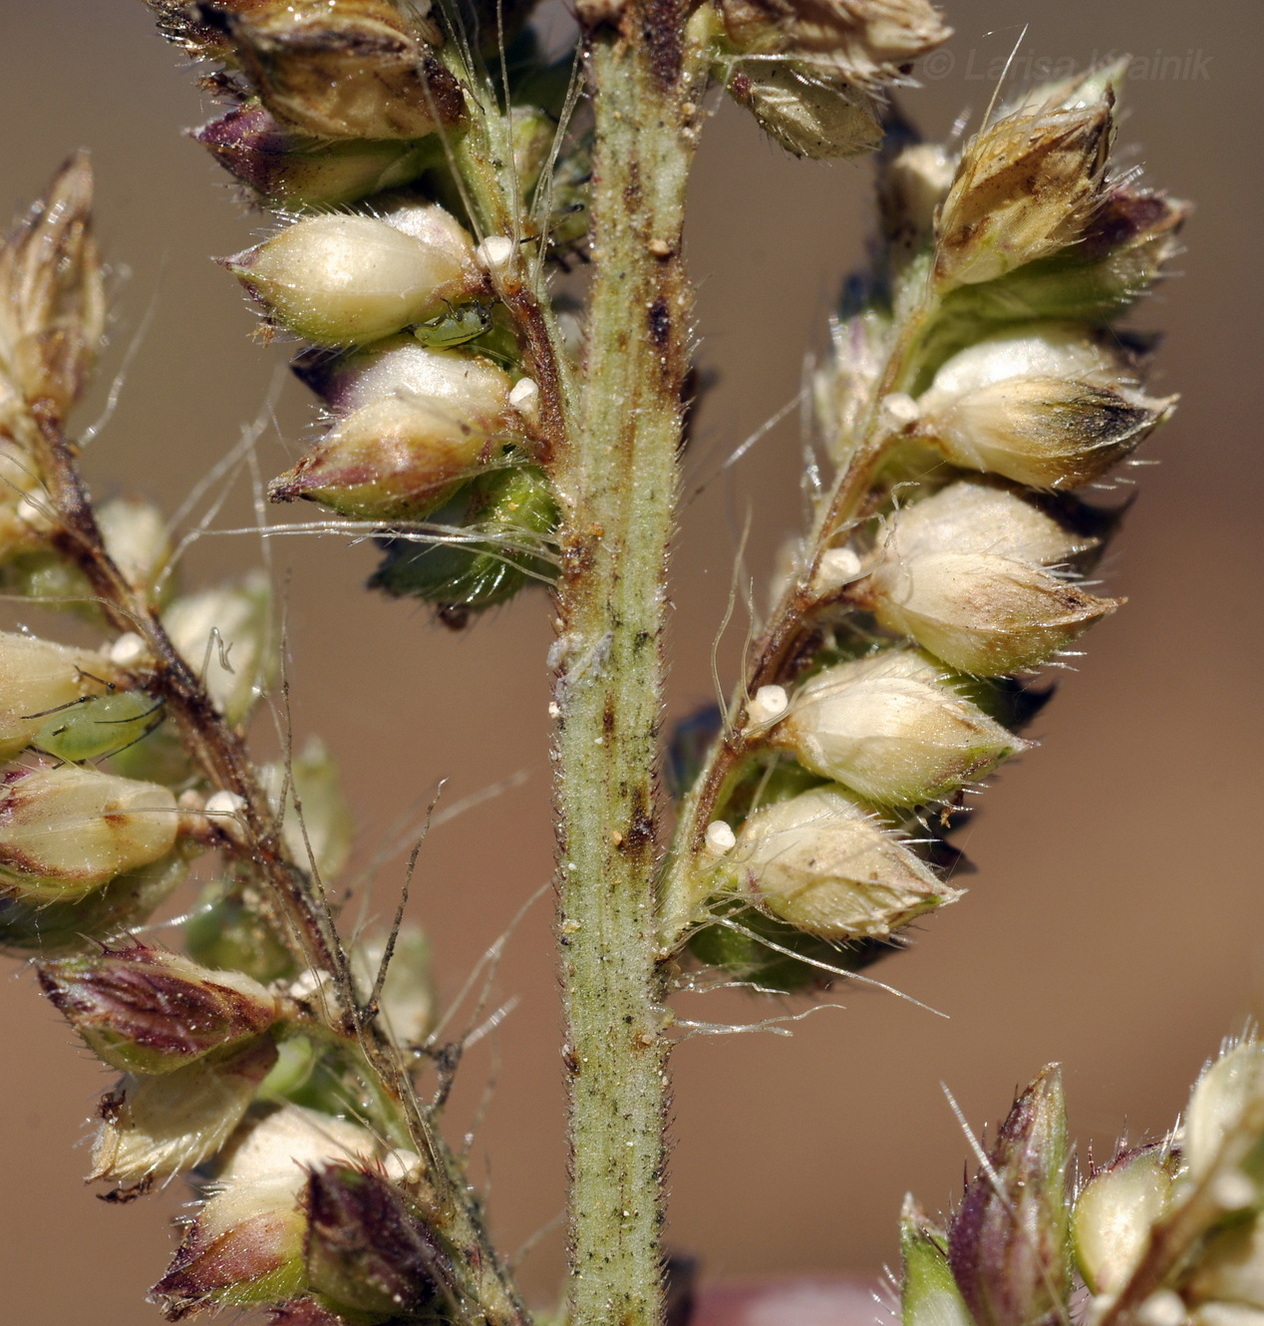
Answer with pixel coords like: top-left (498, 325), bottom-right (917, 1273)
top-left (552, 9), bottom-right (701, 1325)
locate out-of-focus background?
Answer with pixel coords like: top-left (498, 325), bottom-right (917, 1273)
top-left (0, 1), bottom-right (1260, 1321)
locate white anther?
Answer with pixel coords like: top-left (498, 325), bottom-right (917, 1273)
top-left (509, 376), bottom-right (541, 424)
top-left (204, 790), bottom-right (247, 819)
top-left (1211, 1168), bottom-right (1256, 1211)
top-left (1136, 1292), bottom-right (1186, 1326)
top-left (476, 235), bottom-right (515, 275)
top-left (746, 684), bottom-right (789, 727)
top-left (108, 632), bottom-right (148, 666)
top-left (704, 821), bottom-right (736, 855)
top-left (14, 495), bottom-right (49, 527)
top-left (289, 968), bottom-right (332, 1001)
top-left (813, 547), bottom-right (863, 592)
top-left (380, 1148), bottom-right (424, 1184)
top-left (548, 701), bottom-right (561, 718)
top-left (880, 391), bottom-right (920, 429)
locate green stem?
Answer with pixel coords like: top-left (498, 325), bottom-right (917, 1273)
top-left (551, 9), bottom-right (703, 1326)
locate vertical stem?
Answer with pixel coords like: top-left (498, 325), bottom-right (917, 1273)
top-left (552, 8), bottom-right (700, 1326)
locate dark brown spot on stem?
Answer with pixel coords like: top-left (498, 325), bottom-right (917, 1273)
top-left (647, 297), bottom-right (671, 348)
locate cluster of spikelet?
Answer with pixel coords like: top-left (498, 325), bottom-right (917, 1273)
top-left (901, 1037), bottom-right (1264, 1326)
top-left (663, 60), bottom-right (1188, 987)
top-left (149, 0), bottom-right (584, 625)
top-left (0, 152), bottom-right (513, 1324)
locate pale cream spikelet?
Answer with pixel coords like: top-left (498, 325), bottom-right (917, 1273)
top-left (914, 324), bottom-right (1176, 489)
top-left (1183, 1039), bottom-right (1264, 1184)
top-left (270, 340), bottom-right (519, 519)
top-left (226, 212), bottom-right (484, 347)
top-left (95, 499), bottom-right (175, 599)
top-left (202, 0), bottom-right (465, 141)
top-left (873, 476), bottom-right (1098, 563)
top-left (934, 78), bottom-right (1114, 290)
top-left (194, 102), bottom-right (436, 211)
top-left (349, 926), bottom-right (436, 1046)
top-left (0, 765), bottom-right (179, 902)
top-left (726, 785), bottom-right (960, 940)
top-left (817, 308), bottom-right (889, 463)
top-left (0, 631), bottom-right (122, 761)
top-left (1073, 1148), bottom-right (1175, 1295)
top-left (879, 141), bottom-right (956, 262)
top-left (771, 649), bottom-right (1027, 804)
top-left (89, 1038), bottom-right (279, 1187)
top-left (856, 479), bottom-right (1118, 675)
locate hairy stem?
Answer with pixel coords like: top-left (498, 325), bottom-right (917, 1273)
top-left (551, 9), bottom-right (702, 1325)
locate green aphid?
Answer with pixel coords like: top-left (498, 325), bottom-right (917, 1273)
top-left (32, 688), bottom-right (164, 762)
top-left (411, 301), bottom-right (493, 349)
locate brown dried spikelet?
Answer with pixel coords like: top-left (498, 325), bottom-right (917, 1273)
top-left (934, 81), bottom-right (1114, 289)
top-left (0, 152), bottom-right (105, 419)
top-left (197, 0), bottom-right (465, 140)
top-left (718, 0), bottom-right (952, 87)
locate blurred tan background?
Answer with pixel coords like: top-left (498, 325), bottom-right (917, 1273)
top-left (0, 0), bottom-right (1261, 1321)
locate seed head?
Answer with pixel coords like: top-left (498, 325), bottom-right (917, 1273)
top-left (916, 325), bottom-right (1174, 489)
top-left (0, 854), bottom-right (187, 958)
top-left (935, 83), bottom-right (1114, 290)
top-left (726, 65), bottom-right (883, 159)
top-left (149, 1104), bottom-right (383, 1318)
top-left (350, 926), bottom-right (435, 1046)
top-left (0, 631), bottom-right (122, 761)
top-left (880, 142), bottom-right (956, 263)
top-left (717, 0), bottom-right (952, 88)
top-left (949, 1065), bottom-right (1072, 1326)
top-left (1184, 1040), bottom-right (1264, 1185)
top-left (773, 649), bottom-right (1026, 804)
top-left (199, 0), bottom-right (464, 141)
top-left (90, 1036), bottom-right (278, 1187)
top-left (194, 103), bottom-right (434, 209)
top-left (258, 737), bottom-right (353, 885)
top-left (0, 153), bottom-right (105, 416)
top-left (226, 212), bottom-right (483, 347)
top-left (863, 549), bottom-right (1116, 676)
top-left (271, 342), bottom-right (517, 519)
top-left (1074, 1147), bottom-right (1174, 1295)
top-left (163, 571), bottom-right (273, 725)
top-left (729, 785), bottom-right (960, 940)
top-left (858, 479), bottom-right (1115, 674)
top-left (304, 1165), bottom-right (452, 1316)
top-left (38, 941), bottom-right (280, 1075)
top-left (0, 765), bottom-right (178, 902)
